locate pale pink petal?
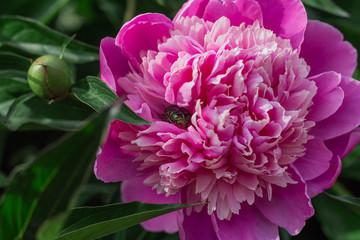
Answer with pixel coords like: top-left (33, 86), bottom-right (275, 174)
top-left (300, 20), bottom-right (357, 77)
top-left (116, 13), bottom-right (173, 68)
top-left (256, 0), bottom-right (307, 49)
top-left (311, 77), bottom-right (360, 140)
top-left (178, 208), bottom-right (218, 240)
top-left (306, 156), bottom-right (341, 198)
top-left (94, 123), bottom-right (139, 182)
top-left (292, 138), bottom-right (332, 181)
top-left (174, 0), bottom-right (263, 26)
top-left (213, 204), bottom-right (279, 240)
top-left (100, 37), bottom-right (130, 95)
top-left (121, 177), bottom-right (179, 233)
top-left (256, 167), bottom-right (314, 235)
top-left (307, 72), bottom-right (343, 122)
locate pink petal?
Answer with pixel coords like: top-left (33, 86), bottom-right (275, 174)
top-left (256, 0), bottom-right (307, 49)
top-left (307, 72), bottom-right (344, 122)
top-left (178, 208), bottom-right (218, 240)
top-left (174, 0), bottom-right (263, 26)
top-left (116, 13), bottom-right (173, 69)
top-left (213, 204), bottom-right (279, 240)
top-left (94, 123), bottom-right (139, 182)
top-left (311, 77), bottom-right (360, 140)
top-left (256, 167), bottom-right (314, 235)
top-left (300, 20), bottom-right (357, 77)
top-left (100, 37), bottom-right (130, 95)
top-left (121, 177), bottom-right (179, 233)
top-left (325, 128), bottom-right (360, 158)
top-left (306, 156), bottom-right (341, 198)
top-left (292, 138), bottom-right (332, 181)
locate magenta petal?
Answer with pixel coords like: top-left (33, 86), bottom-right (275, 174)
top-left (293, 138), bottom-right (332, 181)
top-left (256, 167), bottom-right (314, 235)
top-left (306, 156), bottom-right (341, 198)
top-left (311, 77), bottom-right (360, 140)
top-left (94, 123), bottom-right (139, 182)
top-left (178, 208), bottom-right (218, 240)
top-left (121, 177), bottom-right (179, 233)
top-left (300, 20), bottom-right (357, 77)
top-left (213, 205), bottom-right (279, 240)
top-left (307, 72), bottom-right (343, 122)
top-left (174, 0), bottom-right (263, 26)
top-left (116, 13), bottom-right (173, 68)
top-left (256, 0), bottom-right (307, 49)
top-left (100, 37), bottom-right (130, 95)
top-left (325, 128), bottom-right (360, 158)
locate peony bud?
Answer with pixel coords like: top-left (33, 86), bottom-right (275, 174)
top-left (27, 55), bottom-right (73, 100)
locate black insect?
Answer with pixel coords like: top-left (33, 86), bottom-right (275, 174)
top-left (161, 105), bottom-right (192, 129)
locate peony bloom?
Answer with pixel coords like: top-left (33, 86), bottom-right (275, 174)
top-left (95, 0), bottom-right (360, 239)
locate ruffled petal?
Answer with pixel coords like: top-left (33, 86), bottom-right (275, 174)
top-left (256, 0), bottom-right (307, 49)
top-left (94, 122), bottom-right (139, 182)
top-left (306, 156), bottom-right (341, 198)
top-left (256, 167), bottom-right (314, 235)
top-left (307, 72), bottom-right (343, 122)
top-left (213, 204), bottom-right (279, 240)
top-left (116, 13), bottom-right (173, 69)
top-left (121, 177), bottom-right (179, 233)
top-left (174, 0), bottom-right (263, 26)
top-left (178, 208), bottom-right (218, 240)
top-left (300, 20), bottom-right (357, 77)
top-left (293, 138), bottom-right (332, 181)
top-left (100, 37), bottom-right (130, 95)
top-left (311, 77), bottom-right (360, 140)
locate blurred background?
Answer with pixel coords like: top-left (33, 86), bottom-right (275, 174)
top-left (1, 0), bottom-right (360, 239)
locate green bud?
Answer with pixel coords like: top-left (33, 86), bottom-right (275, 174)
top-left (27, 55), bottom-right (73, 100)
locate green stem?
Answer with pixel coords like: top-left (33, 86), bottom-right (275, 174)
top-left (59, 34), bottom-right (76, 60)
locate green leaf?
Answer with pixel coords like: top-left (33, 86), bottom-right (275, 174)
top-left (0, 77), bottom-right (94, 131)
top-left (72, 76), bottom-right (152, 125)
top-left (0, 16), bottom-right (98, 64)
top-left (0, 107), bottom-right (113, 240)
top-left (313, 193), bottom-right (360, 240)
top-left (4, 92), bottom-right (36, 124)
top-left (36, 213), bottom-right (69, 240)
top-left (0, 171), bottom-right (8, 188)
top-left (325, 192), bottom-right (360, 211)
top-left (0, 0), bottom-right (71, 24)
top-left (56, 202), bottom-right (201, 240)
top-left (302, 0), bottom-right (350, 17)
top-left (0, 52), bottom-right (31, 78)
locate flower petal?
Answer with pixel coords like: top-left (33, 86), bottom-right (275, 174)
top-left (256, 0), bottom-right (307, 49)
top-left (256, 167), bottom-right (314, 235)
top-left (174, 0), bottom-right (263, 27)
top-left (121, 177), bottom-right (179, 233)
top-left (94, 123), bottom-right (139, 182)
top-left (213, 204), bottom-right (279, 240)
top-left (100, 37), bottom-right (130, 95)
top-left (116, 13), bottom-right (173, 69)
top-left (325, 128), bottom-right (360, 158)
top-left (178, 208), bottom-right (218, 240)
top-left (306, 156), bottom-right (341, 198)
top-left (311, 77), bottom-right (360, 140)
top-left (300, 20), bottom-right (357, 77)
top-left (307, 71), bottom-right (343, 122)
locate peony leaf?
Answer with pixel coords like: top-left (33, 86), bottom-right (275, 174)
top-left (0, 108), bottom-right (113, 240)
top-left (0, 16), bottom-right (98, 64)
top-left (302, 0), bottom-right (350, 17)
top-left (0, 0), bottom-right (71, 24)
top-left (0, 77), bottom-right (94, 131)
top-left (56, 202), bottom-right (201, 240)
top-left (72, 76), bottom-right (152, 125)
top-left (0, 52), bottom-right (31, 79)
top-left (324, 192), bottom-right (360, 211)
top-left (313, 193), bottom-right (360, 240)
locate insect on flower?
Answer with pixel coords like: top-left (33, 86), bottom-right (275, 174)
top-left (161, 105), bottom-right (192, 129)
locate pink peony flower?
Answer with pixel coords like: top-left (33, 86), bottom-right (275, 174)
top-left (95, 0), bottom-right (360, 239)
